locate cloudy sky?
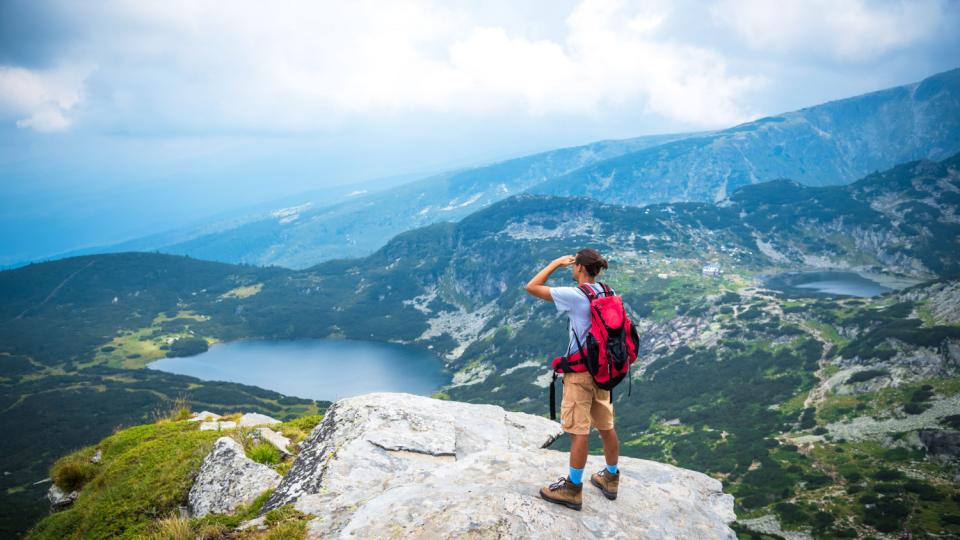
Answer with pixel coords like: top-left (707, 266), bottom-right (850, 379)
top-left (1, 0), bottom-right (958, 263)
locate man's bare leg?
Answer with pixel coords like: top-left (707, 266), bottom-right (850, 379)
top-left (569, 433), bottom-right (589, 470)
top-left (598, 428), bottom-right (619, 467)
top-left (591, 428), bottom-right (621, 500)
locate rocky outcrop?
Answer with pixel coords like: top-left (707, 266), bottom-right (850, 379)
top-left (188, 411), bottom-right (221, 422)
top-left (737, 515), bottom-right (812, 540)
top-left (255, 427), bottom-right (292, 455)
top-left (188, 437), bottom-right (281, 517)
top-left (261, 392), bottom-right (736, 539)
top-left (47, 484), bottom-right (78, 510)
top-left (199, 420), bottom-right (237, 431)
top-left (238, 413), bottom-right (281, 427)
top-left (918, 429), bottom-right (960, 462)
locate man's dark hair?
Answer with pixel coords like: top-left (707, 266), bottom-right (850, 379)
top-left (576, 248), bottom-right (608, 277)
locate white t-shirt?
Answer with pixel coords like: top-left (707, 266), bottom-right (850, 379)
top-left (550, 283), bottom-right (612, 356)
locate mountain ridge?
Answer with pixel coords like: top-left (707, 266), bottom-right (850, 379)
top-left (531, 67), bottom-right (960, 206)
top-left (33, 68), bottom-right (960, 271)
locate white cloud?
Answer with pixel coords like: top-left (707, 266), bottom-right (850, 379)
top-left (5, 0), bottom-right (951, 135)
top-left (0, 64), bottom-right (91, 132)
top-left (712, 0), bottom-right (949, 61)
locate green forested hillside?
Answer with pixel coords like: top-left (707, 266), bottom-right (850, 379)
top-left (2, 154), bottom-right (959, 538)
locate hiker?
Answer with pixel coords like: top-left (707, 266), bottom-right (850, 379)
top-left (524, 248), bottom-right (623, 510)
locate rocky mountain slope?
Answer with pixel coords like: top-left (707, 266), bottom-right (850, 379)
top-left (28, 393), bottom-right (737, 539)
top-left (532, 68), bottom-right (960, 207)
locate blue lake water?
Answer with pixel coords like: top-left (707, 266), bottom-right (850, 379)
top-left (763, 271), bottom-right (893, 298)
top-left (148, 339), bottom-right (449, 402)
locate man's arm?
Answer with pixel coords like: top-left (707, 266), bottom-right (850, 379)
top-left (525, 255), bottom-right (575, 302)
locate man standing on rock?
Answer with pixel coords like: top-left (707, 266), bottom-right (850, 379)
top-left (525, 248), bottom-right (620, 510)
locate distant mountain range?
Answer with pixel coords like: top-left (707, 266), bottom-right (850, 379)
top-left (533, 68), bottom-right (960, 204)
top-left (55, 68), bottom-right (960, 270)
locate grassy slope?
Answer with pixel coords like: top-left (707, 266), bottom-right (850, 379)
top-left (27, 412), bottom-right (322, 540)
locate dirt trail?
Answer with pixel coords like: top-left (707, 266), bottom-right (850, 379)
top-left (15, 260), bottom-right (96, 320)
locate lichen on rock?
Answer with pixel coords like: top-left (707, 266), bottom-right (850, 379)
top-left (260, 392), bottom-right (736, 539)
top-left (188, 436), bottom-right (282, 518)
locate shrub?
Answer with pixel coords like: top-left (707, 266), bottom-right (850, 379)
top-left (166, 337), bottom-right (209, 358)
top-left (774, 502), bottom-right (809, 527)
top-left (51, 455), bottom-right (97, 492)
top-left (874, 468), bottom-right (905, 481)
top-left (843, 471), bottom-right (862, 482)
top-left (863, 497), bottom-right (910, 532)
top-left (884, 448), bottom-right (910, 461)
top-left (903, 402), bottom-right (929, 415)
top-left (904, 479), bottom-right (943, 501)
top-left (845, 369), bottom-right (888, 384)
top-left (812, 511), bottom-right (835, 529)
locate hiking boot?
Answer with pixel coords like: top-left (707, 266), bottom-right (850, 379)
top-left (590, 468), bottom-right (619, 500)
top-left (539, 476), bottom-right (583, 510)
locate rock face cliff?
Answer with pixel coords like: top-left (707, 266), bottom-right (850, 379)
top-left (258, 392), bottom-right (736, 539)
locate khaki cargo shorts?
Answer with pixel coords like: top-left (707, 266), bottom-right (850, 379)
top-left (560, 371), bottom-right (614, 435)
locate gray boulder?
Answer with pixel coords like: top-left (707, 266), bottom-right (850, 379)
top-left (238, 413), bottom-right (281, 427)
top-left (188, 437), bottom-right (281, 517)
top-left (199, 420), bottom-right (237, 431)
top-left (47, 484), bottom-right (78, 510)
top-left (256, 427), bottom-right (292, 455)
top-left (262, 392), bottom-right (735, 539)
top-left (187, 410), bottom-right (222, 422)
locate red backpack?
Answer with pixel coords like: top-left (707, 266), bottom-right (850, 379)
top-left (549, 282), bottom-right (640, 420)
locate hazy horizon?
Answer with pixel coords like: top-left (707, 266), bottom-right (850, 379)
top-left (2, 0), bottom-right (959, 265)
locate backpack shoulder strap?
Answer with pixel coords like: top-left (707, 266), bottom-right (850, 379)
top-left (577, 283), bottom-right (598, 300)
top-left (598, 281), bottom-right (615, 297)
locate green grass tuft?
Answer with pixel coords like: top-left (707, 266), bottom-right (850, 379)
top-left (248, 443), bottom-right (282, 466)
top-left (50, 451), bottom-right (98, 492)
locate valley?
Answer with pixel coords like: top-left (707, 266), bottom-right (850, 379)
top-left (2, 153), bottom-right (959, 538)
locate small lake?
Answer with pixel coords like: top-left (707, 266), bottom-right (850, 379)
top-left (762, 271), bottom-right (894, 298)
top-left (148, 339), bottom-right (449, 402)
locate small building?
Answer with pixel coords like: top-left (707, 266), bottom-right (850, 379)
top-left (702, 264), bottom-right (722, 277)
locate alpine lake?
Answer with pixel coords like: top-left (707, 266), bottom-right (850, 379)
top-left (761, 270), bottom-right (913, 298)
top-left (148, 339), bottom-right (449, 402)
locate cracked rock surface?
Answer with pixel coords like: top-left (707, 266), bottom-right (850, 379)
top-left (188, 437), bottom-right (281, 517)
top-left (261, 392), bottom-right (736, 539)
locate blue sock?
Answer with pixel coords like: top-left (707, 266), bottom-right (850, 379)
top-left (606, 463), bottom-right (619, 474)
top-left (569, 466), bottom-right (584, 485)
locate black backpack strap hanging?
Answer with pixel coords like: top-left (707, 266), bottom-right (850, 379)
top-left (549, 372), bottom-right (558, 420)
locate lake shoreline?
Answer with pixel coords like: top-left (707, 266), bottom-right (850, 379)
top-left (758, 269), bottom-right (911, 298)
top-left (148, 338), bottom-right (451, 402)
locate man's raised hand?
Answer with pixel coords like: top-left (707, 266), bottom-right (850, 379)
top-left (554, 255), bottom-right (576, 267)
